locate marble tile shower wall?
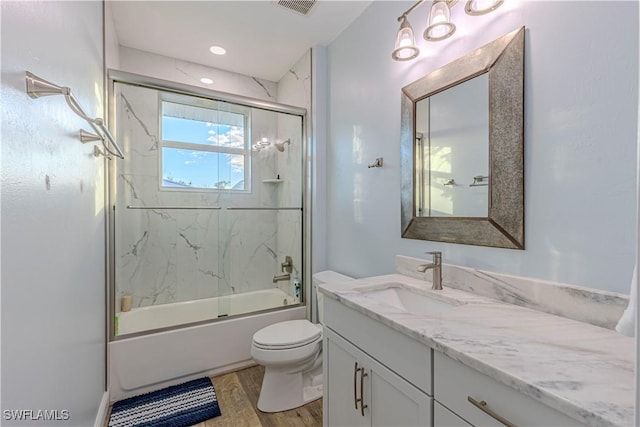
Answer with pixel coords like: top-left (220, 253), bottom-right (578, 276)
top-left (114, 82), bottom-right (296, 310)
top-left (272, 111), bottom-right (303, 295)
top-left (274, 51), bottom-right (311, 295)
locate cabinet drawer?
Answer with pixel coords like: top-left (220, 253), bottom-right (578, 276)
top-left (325, 297), bottom-right (432, 395)
top-left (434, 352), bottom-right (584, 427)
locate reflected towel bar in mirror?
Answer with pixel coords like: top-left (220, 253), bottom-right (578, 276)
top-left (469, 176), bottom-right (489, 187)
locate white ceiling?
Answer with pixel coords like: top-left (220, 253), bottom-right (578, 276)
top-left (109, 1), bottom-right (373, 82)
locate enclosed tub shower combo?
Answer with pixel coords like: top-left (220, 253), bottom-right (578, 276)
top-left (108, 72), bottom-right (310, 400)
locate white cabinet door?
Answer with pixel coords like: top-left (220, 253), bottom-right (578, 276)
top-left (325, 328), bottom-right (432, 427)
top-left (324, 331), bottom-right (370, 427)
top-left (370, 361), bottom-right (431, 427)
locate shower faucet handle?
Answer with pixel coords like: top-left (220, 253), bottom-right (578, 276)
top-left (281, 256), bottom-right (293, 273)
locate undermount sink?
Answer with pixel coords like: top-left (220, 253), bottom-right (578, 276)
top-left (360, 285), bottom-right (458, 315)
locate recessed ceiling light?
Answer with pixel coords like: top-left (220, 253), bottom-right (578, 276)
top-left (200, 77), bottom-right (214, 84)
top-left (209, 45), bottom-right (226, 56)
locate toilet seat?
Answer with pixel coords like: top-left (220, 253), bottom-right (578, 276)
top-left (253, 320), bottom-right (322, 350)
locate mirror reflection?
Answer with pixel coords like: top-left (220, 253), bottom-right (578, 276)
top-left (415, 74), bottom-right (489, 217)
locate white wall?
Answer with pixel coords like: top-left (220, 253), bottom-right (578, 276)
top-left (326, 1), bottom-right (639, 293)
top-left (1, 1), bottom-right (107, 425)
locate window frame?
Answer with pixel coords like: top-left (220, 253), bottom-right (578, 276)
top-left (158, 93), bottom-right (252, 193)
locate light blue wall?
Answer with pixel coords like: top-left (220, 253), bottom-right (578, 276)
top-left (325, 1), bottom-right (639, 293)
top-left (1, 1), bottom-right (106, 425)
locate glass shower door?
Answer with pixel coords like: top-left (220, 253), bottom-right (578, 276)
top-left (113, 82), bottom-right (223, 335)
top-left (111, 78), bottom-right (305, 337)
top-left (218, 107), bottom-right (304, 318)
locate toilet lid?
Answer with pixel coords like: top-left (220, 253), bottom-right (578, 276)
top-left (253, 320), bottom-right (321, 349)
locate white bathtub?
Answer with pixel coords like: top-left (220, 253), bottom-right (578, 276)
top-left (116, 288), bottom-right (296, 336)
top-left (109, 288), bottom-right (306, 401)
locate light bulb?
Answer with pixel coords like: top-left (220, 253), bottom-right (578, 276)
top-left (431, 9), bottom-right (446, 24)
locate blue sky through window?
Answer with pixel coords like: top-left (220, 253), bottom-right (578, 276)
top-left (161, 115), bottom-right (246, 190)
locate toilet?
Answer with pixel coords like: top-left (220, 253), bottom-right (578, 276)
top-left (251, 270), bottom-right (354, 413)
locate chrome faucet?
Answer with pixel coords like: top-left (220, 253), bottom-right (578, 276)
top-left (417, 251), bottom-right (442, 290)
top-left (273, 273), bottom-right (291, 283)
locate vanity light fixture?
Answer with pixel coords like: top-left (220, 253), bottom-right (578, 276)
top-left (424, 0), bottom-right (456, 41)
top-left (392, 16), bottom-right (420, 61)
top-left (392, 0), bottom-right (503, 61)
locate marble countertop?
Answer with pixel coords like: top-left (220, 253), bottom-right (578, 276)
top-left (318, 274), bottom-right (634, 427)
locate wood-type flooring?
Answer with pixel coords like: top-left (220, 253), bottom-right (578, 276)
top-left (199, 365), bottom-right (322, 427)
top-left (106, 365), bottom-right (322, 427)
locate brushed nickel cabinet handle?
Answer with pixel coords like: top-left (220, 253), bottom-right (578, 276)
top-left (360, 368), bottom-right (368, 417)
top-left (354, 362), bottom-right (359, 410)
top-left (467, 396), bottom-right (518, 427)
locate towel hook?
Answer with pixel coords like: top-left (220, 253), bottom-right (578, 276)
top-left (368, 157), bottom-right (384, 168)
top-left (79, 129), bottom-right (102, 143)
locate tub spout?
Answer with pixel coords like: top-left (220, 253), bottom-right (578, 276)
top-left (273, 273), bottom-right (291, 283)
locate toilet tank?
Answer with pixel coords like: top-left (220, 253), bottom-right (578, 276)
top-left (312, 270), bottom-right (354, 324)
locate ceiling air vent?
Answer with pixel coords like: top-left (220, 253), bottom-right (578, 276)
top-left (275, 0), bottom-right (317, 16)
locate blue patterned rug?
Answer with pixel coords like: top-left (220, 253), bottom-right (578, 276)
top-left (108, 377), bottom-right (221, 427)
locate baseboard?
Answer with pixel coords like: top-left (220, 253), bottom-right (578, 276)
top-left (94, 390), bottom-right (110, 427)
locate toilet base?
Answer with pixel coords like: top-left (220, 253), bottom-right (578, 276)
top-left (257, 364), bottom-right (322, 413)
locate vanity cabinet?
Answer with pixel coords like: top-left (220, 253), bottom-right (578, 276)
top-left (323, 294), bottom-right (587, 427)
top-left (323, 298), bottom-right (432, 427)
top-left (433, 352), bottom-right (584, 427)
top-left (324, 328), bottom-right (431, 427)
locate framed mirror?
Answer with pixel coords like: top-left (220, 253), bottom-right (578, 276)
top-left (401, 26), bottom-right (525, 249)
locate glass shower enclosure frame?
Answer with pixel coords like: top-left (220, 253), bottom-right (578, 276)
top-left (105, 70), bottom-right (311, 341)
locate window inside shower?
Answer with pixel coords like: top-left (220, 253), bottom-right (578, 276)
top-left (111, 80), bottom-right (305, 337)
top-left (160, 97), bottom-right (251, 191)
